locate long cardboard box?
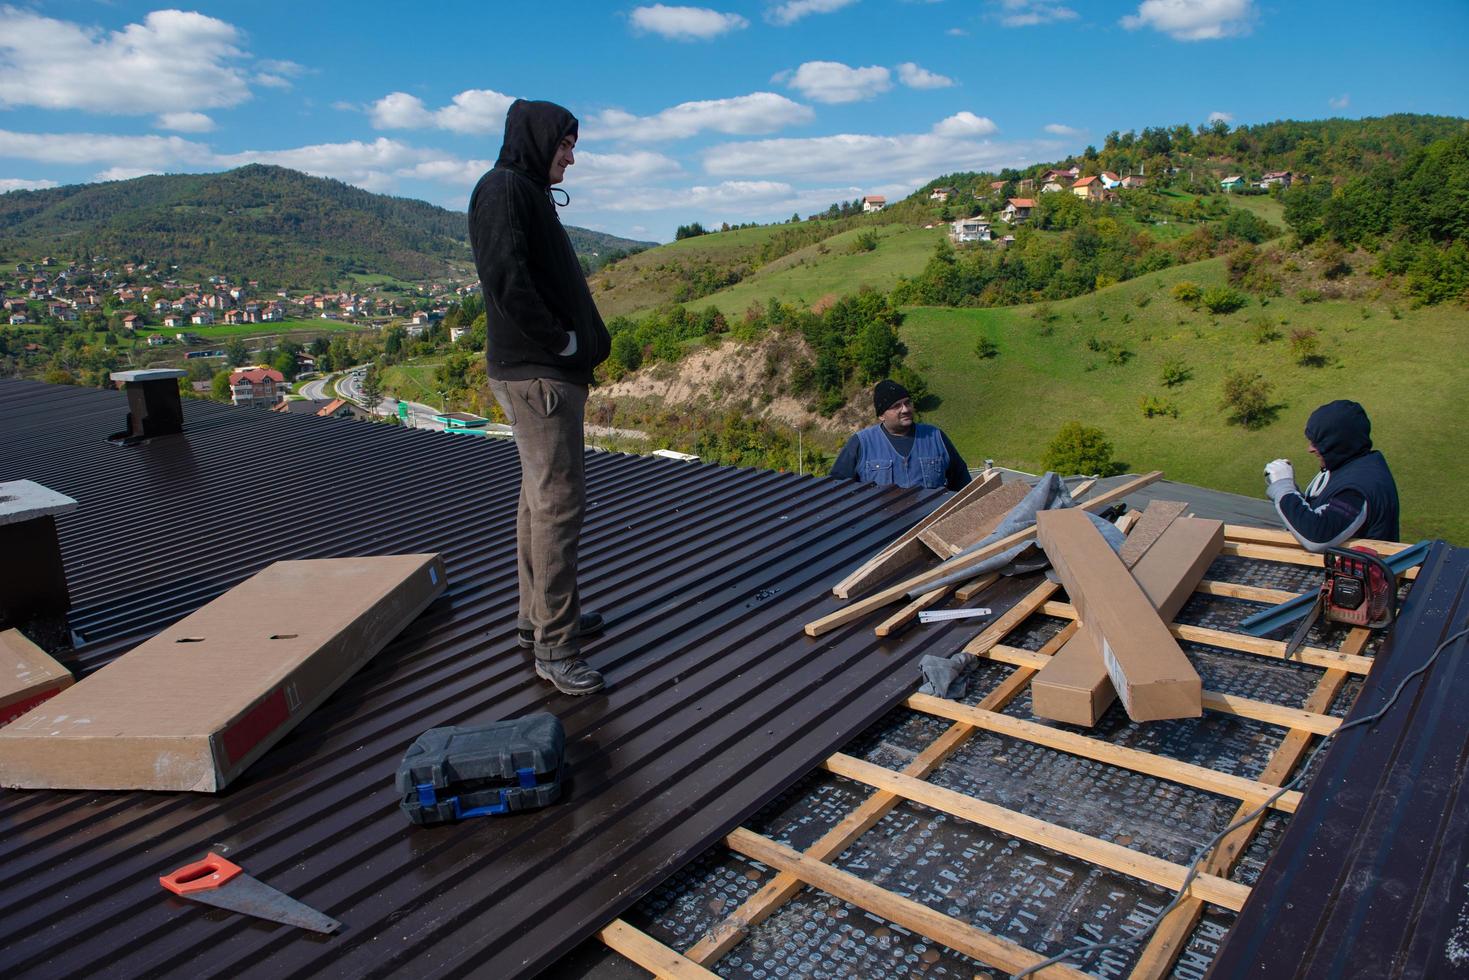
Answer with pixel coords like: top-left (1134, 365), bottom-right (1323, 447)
top-left (0, 554), bottom-right (445, 792)
top-left (1033, 517), bottom-right (1224, 725)
top-left (1, 629), bottom-right (74, 727)
top-left (1035, 509), bottom-right (1202, 722)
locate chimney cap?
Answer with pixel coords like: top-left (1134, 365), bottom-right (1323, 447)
top-left (0, 480), bottom-right (78, 527)
top-left (110, 369), bottom-right (186, 383)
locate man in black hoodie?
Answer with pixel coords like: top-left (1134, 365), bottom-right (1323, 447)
top-left (469, 99), bottom-right (612, 695)
top-left (1264, 399), bottom-right (1400, 550)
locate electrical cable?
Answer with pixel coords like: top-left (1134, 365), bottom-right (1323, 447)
top-left (1011, 621), bottom-right (1469, 979)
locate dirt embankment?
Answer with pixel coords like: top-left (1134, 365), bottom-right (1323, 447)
top-left (591, 331), bottom-right (867, 434)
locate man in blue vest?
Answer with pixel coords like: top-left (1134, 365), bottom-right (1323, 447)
top-left (1264, 399), bottom-right (1400, 550)
top-left (830, 379), bottom-right (970, 491)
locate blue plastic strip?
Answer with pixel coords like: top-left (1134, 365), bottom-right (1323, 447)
top-left (415, 783), bottom-right (438, 808)
top-left (516, 767), bottom-right (537, 789)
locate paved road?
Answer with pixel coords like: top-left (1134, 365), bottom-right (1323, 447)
top-left (335, 368), bottom-right (446, 430)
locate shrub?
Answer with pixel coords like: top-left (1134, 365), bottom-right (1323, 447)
top-left (1251, 316), bottom-right (1281, 343)
top-left (1140, 395), bottom-right (1180, 418)
top-left (849, 230), bottom-right (880, 254)
top-left (1290, 327), bottom-right (1326, 366)
top-left (1042, 421), bottom-right (1120, 476)
top-left (1220, 371), bottom-right (1277, 429)
top-left (1298, 288), bottom-right (1323, 304)
top-left (1172, 281), bottom-right (1201, 306)
top-left (1200, 285), bottom-right (1247, 314)
top-left (1160, 358), bottom-right (1192, 387)
top-left (1134, 293), bottom-right (1152, 308)
top-left (974, 336), bottom-right (999, 359)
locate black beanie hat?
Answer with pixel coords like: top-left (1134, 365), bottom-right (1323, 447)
top-left (873, 379), bottom-right (910, 416)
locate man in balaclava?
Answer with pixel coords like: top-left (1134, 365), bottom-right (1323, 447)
top-left (469, 99), bottom-right (612, 695)
top-left (829, 379), bottom-right (970, 491)
top-left (1264, 399), bottom-right (1400, 550)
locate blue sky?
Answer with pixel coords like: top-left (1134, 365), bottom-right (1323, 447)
top-left (1, 1), bottom-right (1466, 243)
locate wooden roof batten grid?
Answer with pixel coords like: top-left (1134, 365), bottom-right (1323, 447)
top-left (598, 521), bottom-right (1418, 978)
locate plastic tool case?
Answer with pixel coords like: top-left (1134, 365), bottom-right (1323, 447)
top-left (397, 713), bottom-right (566, 825)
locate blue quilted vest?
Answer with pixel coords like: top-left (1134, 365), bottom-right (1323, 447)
top-left (855, 423), bottom-right (949, 489)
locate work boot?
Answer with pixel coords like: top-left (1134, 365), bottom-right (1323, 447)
top-left (518, 612), bottom-right (605, 648)
top-left (534, 657), bottom-right (605, 695)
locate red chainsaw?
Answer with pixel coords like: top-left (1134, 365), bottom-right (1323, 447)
top-left (1284, 547), bottom-right (1397, 657)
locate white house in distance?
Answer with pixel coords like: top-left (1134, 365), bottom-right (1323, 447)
top-left (1258, 170), bottom-right (1294, 189)
top-left (862, 195), bottom-right (886, 213)
top-left (929, 187), bottom-right (955, 202)
top-left (1001, 198), bottom-right (1035, 223)
top-left (950, 217), bottom-right (992, 244)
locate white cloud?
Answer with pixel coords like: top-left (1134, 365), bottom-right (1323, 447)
top-left (1329, 93), bottom-right (1350, 110)
top-left (783, 61), bottom-right (891, 104)
top-left (215, 138), bottom-right (437, 192)
top-left (946, 27), bottom-right (969, 36)
top-left (898, 63), bottom-right (955, 89)
top-left (592, 179), bottom-right (795, 212)
top-left (767, 0), bottom-right (859, 26)
top-left (629, 5), bottom-right (749, 40)
top-left (704, 126), bottom-right (1050, 184)
top-left (255, 59), bottom-right (306, 90)
top-left (932, 112), bottom-right (998, 137)
top-left (156, 112), bottom-right (216, 133)
top-left (0, 177), bottom-right (59, 193)
top-left (572, 150), bottom-right (683, 187)
top-left (0, 129), bottom-right (216, 169)
top-left (1044, 122), bottom-right (1084, 136)
top-left (1121, 0), bottom-right (1256, 40)
top-left (1207, 110), bottom-right (1234, 123)
top-left (0, 8), bottom-right (251, 114)
top-left (369, 88), bottom-right (517, 135)
top-left (95, 167), bottom-right (161, 182)
top-left (591, 93), bottom-right (813, 141)
top-left (992, 1), bottom-right (1079, 27)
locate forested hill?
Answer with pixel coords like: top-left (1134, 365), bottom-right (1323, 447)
top-left (0, 165), bottom-right (654, 287)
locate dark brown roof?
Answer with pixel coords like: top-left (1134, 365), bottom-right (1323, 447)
top-left (0, 379), bottom-right (1002, 978)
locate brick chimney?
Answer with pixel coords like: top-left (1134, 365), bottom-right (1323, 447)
top-left (109, 368), bottom-right (187, 442)
top-left (0, 480), bottom-right (77, 632)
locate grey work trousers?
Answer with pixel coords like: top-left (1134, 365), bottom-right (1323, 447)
top-left (489, 377), bottom-right (588, 662)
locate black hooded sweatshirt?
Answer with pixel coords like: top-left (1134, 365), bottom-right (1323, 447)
top-left (1276, 399), bottom-right (1400, 548)
top-left (468, 99), bottom-right (610, 385)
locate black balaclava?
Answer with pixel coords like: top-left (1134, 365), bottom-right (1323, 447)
top-left (1305, 399), bottom-right (1373, 470)
top-left (873, 379), bottom-right (910, 417)
top-left (495, 99), bottom-right (578, 189)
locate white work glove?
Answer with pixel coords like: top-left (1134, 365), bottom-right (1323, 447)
top-left (557, 330), bottom-right (578, 357)
top-left (1264, 458), bottom-right (1297, 503)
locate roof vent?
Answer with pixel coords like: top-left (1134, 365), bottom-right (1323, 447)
top-left (0, 480), bottom-right (77, 634)
top-left (109, 369), bottom-right (187, 443)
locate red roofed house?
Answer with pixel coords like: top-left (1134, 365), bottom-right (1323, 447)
top-left (1121, 174), bottom-right (1147, 189)
top-left (1258, 170), bottom-right (1293, 189)
top-left (862, 195), bottom-right (886, 212)
top-left (1001, 198), bottom-right (1035, 223)
top-left (1071, 175), bottom-right (1107, 201)
top-left (229, 367), bottom-right (287, 408)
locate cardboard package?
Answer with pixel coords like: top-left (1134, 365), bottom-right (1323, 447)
top-left (1035, 508), bottom-right (1202, 722)
top-left (0, 554), bottom-right (446, 792)
top-left (1033, 517), bottom-right (1223, 725)
top-left (1, 629), bottom-right (74, 727)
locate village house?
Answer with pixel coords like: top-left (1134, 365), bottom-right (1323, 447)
top-left (163, 314), bottom-right (185, 329)
top-left (190, 310), bottom-right (215, 326)
top-left (1121, 174), bottom-right (1147, 188)
top-left (1001, 198), bottom-right (1035, 223)
top-left (1100, 172), bottom-right (1122, 189)
top-left (929, 187), bottom-right (955, 202)
top-left (989, 180), bottom-right (1007, 195)
top-left (1071, 175), bottom-right (1109, 201)
top-left (121, 313), bottom-right (141, 331)
top-left (950, 217), bottom-right (992, 244)
top-left (1220, 175), bottom-right (1247, 192)
top-left (8, 312), bottom-right (27, 325)
top-left (862, 195), bottom-right (886, 213)
top-left (223, 309), bottom-right (247, 325)
top-left (1040, 179), bottom-right (1066, 194)
top-left (146, 333), bottom-right (170, 347)
top-left (229, 367), bottom-right (287, 408)
top-left (1259, 170), bottom-right (1293, 189)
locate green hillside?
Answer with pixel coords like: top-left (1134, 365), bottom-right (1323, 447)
top-left (901, 260), bottom-right (1467, 543)
top-left (0, 165), bottom-right (652, 286)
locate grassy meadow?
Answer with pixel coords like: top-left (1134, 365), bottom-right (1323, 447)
top-left (901, 260), bottom-right (1469, 542)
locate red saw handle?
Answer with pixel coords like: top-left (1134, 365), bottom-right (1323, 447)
top-left (160, 852), bottom-right (244, 896)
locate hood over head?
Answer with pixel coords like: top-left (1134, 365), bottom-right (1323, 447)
top-left (495, 99), bottom-right (578, 185)
top-left (1305, 399), bottom-right (1373, 469)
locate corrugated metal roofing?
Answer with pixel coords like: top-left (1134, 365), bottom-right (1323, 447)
top-left (1210, 539), bottom-right (1469, 979)
top-left (0, 378), bottom-right (1036, 978)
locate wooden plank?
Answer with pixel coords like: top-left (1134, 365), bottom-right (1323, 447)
top-left (906, 693), bottom-right (1303, 812)
top-left (874, 585), bottom-right (950, 637)
top-left (1119, 500), bottom-right (1189, 567)
top-left (954, 573), bottom-right (999, 603)
top-left (1224, 525), bottom-right (1414, 555)
top-left (1032, 517), bottom-right (1222, 726)
top-left (1196, 579), bottom-right (1299, 604)
top-left (918, 480), bottom-right (1031, 557)
top-left (1035, 600), bottom-right (1376, 675)
top-left (983, 645), bottom-right (1340, 735)
top-left (832, 472), bottom-right (1001, 599)
top-left (1127, 630), bottom-right (1364, 980)
top-left (725, 828), bottom-right (1092, 979)
top-left (805, 472), bottom-right (1164, 637)
top-left (685, 630), bottom-right (1076, 967)
top-left (823, 753), bottom-right (1252, 912)
top-left (1035, 508), bottom-right (1201, 721)
top-left (598, 920), bottom-right (719, 979)
top-left (963, 580), bottom-right (1062, 655)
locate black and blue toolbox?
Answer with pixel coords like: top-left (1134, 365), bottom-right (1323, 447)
top-left (395, 713), bottom-right (566, 825)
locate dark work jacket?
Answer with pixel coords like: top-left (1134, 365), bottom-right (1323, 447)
top-left (1276, 399), bottom-right (1401, 547)
top-left (1298, 451), bottom-right (1401, 543)
top-left (469, 99), bottom-right (610, 385)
